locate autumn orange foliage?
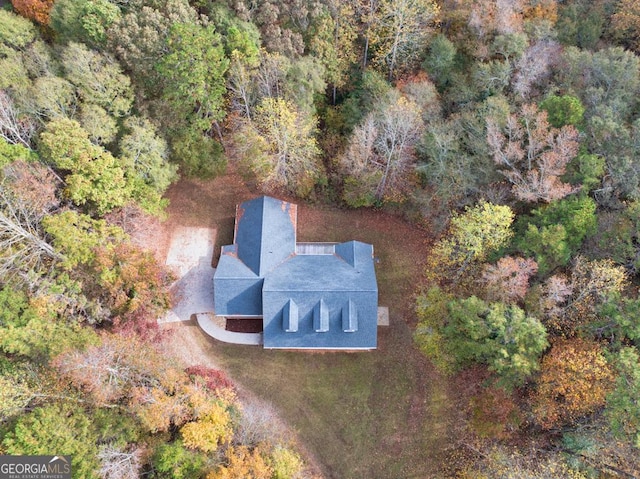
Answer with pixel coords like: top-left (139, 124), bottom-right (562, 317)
top-left (523, 0), bottom-right (558, 23)
top-left (11, 0), bottom-right (55, 25)
top-left (91, 243), bottom-right (173, 340)
top-left (533, 339), bottom-right (615, 429)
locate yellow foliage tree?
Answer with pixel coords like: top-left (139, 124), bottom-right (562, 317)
top-left (181, 399), bottom-right (234, 453)
top-left (427, 201), bottom-right (514, 283)
top-left (237, 97), bottom-right (322, 197)
top-left (207, 445), bottom-right (273, 479)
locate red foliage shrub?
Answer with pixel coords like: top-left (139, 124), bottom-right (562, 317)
top-left (185, 365), bottom-right (235, 393)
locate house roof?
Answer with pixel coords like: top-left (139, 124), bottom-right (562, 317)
top-left (263, 241), bottom-right (377, 293)
top-left (234, 196), bottom-right (297, 276)
top-left (214, 196), bottom-right (378, 349)
top-left (215, 245), bottom-right (259, 279)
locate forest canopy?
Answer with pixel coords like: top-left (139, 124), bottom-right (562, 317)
top-left (1, 0), bottom-right (640, 477)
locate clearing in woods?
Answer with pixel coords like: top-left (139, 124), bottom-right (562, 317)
top-left (154, 171), bottom-right (466, 479)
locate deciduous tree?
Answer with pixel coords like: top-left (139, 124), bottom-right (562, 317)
top-left (10, 0), bottom-right (55, 25)
top-left (369, 0), bottom-right (440, 79)
top-left (0, 183), bottom-right (61, 282)
top-left (50, 0), bottom-right (121, 46)
top-left (533, 339), bottom-right (614, 429)
top-left (539, 273), bottom-right (572, 322)
top-left (3, 160), bottom-right (59, 216)
top-left (97, 444), bottom-right (143, 479)
top-left (611, 0), bottom-right (640, 52)
top-left (562, 256), bottom-right (627, 333)
top-left (0, 90), bottom-right (36, 149)
top-left (54, 334), bottom-right (175, 407)
top-left (90, 242), bottom-right (172, 333)
top-left (107, 0), bottom-right (198, 87)
top-left (427, 201), bottom-right (514, 279)
top-left (340, 90), bottom-right (424, 205)
top-left (270, 445), bottom-right (304, 479)
top-left (0, 8), bottom-right (37, 48)
top-left (155, 23), bottom-right (229, 130)
top-left (152, 441), bottom-right (207, 479)
top-left (468, 0), bottom-right (525, 37)
top-left (78, 105), bottom-right (117, 145)
top-left (0, 285), bottom-right (96, 360)
top-left (0, 373), bottom-right (33, 422)
top-left (208, 445), bottom-right (273, 479)
top-left (236, 97), bottom-right (321, 197)
top-left (511, 40), bottom-right (560, 100)
top-left (487, 103), bottom-right (579, 202)
top-left (61, 42), bottom-right (133, 118)
top-left (24, 76), bottom-right (77, 124)
top-left (481, 256), bottom-right (537, 303)
top-left (556, 47), bottom-right (640, 123)
top-left (308, 1), bottom-right (358, 101)
top-left (185, 365), bottom-right (235, 394)
top-left (180, 399), bottom-right (234, 452)
top-left (119, 117), bottom-right (177, 194)
top-left (42, 210), bottom-right (126, 270)
top-left (39, 119), bottom-right (139, 215)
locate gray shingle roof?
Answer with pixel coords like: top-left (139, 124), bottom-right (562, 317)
top-left (234, 196), bottom-right (296, 276)
top-left (214, 196), bottom-right (378, 350)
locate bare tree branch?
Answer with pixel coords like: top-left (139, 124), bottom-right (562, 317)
top-left (0, 91), bottom-right (35, 149)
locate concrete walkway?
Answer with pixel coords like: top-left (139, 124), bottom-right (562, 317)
top-left (196, 314), bottom-right (263, 346)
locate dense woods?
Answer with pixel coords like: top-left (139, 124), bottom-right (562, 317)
top-left (1, 0), bottom-right (640, 477)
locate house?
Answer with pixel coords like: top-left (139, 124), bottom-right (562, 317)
top-left (213, 196), bottom-right (378, 350)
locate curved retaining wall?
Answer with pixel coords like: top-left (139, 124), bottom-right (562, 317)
top-left (196, 314), bottom-right (263, 346)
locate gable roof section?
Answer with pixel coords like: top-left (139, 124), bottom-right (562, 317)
top-left (215, 245), bottom-right (259, 279)
top-left (234, 196), bottom-right (297, 276)
top-left (261, 240), bottom-right (377, 349)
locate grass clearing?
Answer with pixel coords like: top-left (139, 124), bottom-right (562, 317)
top-left (163, 174), bottom-right (464, 478)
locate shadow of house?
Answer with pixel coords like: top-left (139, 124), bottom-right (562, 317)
top-left (213, 196), bottom-right (378, 350)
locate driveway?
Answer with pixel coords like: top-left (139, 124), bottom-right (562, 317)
top-left (159, 226), bottom-right (263, 346)
top-left (160, 227), bottom-right (216, 323)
